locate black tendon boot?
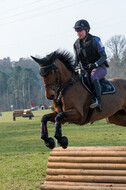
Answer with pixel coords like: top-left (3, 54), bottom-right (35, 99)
top-left (90, 79), bottom-right (102, 112)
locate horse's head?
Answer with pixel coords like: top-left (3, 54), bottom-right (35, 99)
top-left (31, 50), bottom-right (74, 100)
top-left (31, 55), bottom-right (59, 100)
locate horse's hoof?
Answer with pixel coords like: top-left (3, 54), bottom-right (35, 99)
top-left (44, 137), bottom-right (55, 149)
top-left (58, 136), bottom-right (68, 149)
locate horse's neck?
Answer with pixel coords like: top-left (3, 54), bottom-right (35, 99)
top-left (55, 60), bottom-right (72, 83)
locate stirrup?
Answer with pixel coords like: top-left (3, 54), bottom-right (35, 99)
top-left (90, 98), bottom-right (98, 109)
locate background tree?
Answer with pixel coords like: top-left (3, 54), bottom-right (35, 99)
top-left (0, 71), bottom-right (8, 111)
top-left (0, 57), bottom-right (51, 111)
top-left (105, 35), bottom-right (126, 79)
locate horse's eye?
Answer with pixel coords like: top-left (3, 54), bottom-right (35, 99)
top-left (50, 71), bottom-right (53, 74)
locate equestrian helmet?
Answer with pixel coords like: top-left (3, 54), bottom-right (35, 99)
top-left (74, 19), bottom-right (90, 31)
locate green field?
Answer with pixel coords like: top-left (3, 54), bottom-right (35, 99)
top-left (0, 110), bottom-right (126, 190)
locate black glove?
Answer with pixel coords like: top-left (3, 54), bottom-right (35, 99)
top-left (87, 63), bottom-right (97, 73)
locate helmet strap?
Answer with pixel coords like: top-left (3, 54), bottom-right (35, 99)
top-left (86, 29), bottom-right (89, 34)
top-left (83, 29), bottom-right (89, 39)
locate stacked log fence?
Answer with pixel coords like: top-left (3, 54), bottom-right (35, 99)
top-left (40, 146), bottom-right (126, 190)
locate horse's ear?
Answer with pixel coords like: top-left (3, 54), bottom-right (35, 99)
top-left (31, 56), bottom-right (42, 65)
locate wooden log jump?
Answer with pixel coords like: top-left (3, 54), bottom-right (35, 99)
top-left (40, 146), bottom-right (126, 190)
top-left (13, 109), bottom-right (34, 121)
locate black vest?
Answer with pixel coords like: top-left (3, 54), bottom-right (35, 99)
top-left (74, 34), bottom-right (101, 68)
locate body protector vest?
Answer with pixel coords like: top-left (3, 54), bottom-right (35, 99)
top-left (74, 33), bottom-right (108, 69)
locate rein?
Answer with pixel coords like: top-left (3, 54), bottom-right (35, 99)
top-left (56, 72), bottom-right (80, 102)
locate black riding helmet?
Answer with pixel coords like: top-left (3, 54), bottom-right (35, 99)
top-left (74, 19), bottom-right (90, 31)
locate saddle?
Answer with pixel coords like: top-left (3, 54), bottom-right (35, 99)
top-left (81, 72), bottom-right (116, 95)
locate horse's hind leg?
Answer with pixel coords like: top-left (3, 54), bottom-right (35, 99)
top-left (107, 109), bottom-right (126, 127)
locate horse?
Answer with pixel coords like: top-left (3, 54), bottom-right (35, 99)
top-left (31, 50), bottom-right (126, 149)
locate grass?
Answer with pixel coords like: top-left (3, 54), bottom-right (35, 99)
top-left (0, 109), bottom-right (126, 189)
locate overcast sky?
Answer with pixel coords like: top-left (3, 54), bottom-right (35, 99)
top-left (0, 0), bottom-right (125, 61)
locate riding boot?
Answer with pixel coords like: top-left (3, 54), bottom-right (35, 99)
top-left (90, 79), bottom-right (102, 112)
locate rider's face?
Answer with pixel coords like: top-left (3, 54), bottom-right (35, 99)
top-left (76, 30), bottom-right (86, 39)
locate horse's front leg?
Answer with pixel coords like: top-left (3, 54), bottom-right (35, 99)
top-left (54, 110), bottom-right (79, 149)
top-left (54, 112), bottom-right (68, 149)
top-left (41, 111), bottom-right (57, 149)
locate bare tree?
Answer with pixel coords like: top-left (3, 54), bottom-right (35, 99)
top-left (105, 35), bottom-right (126, 60)
top-left (105, 35), bottom-right (126, 79)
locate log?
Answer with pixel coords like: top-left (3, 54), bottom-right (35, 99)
top-left (47, 162), bottom-right (126, 170)
top-left (46, 168), bottom-right (126, 176)
top-left (46, 175), bottom-right (126, 183)
top-left (50, 150), bottom-right (126, 157)
top-left (48, 156), bottom-right (126, 163)
top-left (53, 146), bottom-right (126, 151)
top-left (41, 184), bottom-right (126, 190)
top-left (44, 181), bottom-right (126, 187)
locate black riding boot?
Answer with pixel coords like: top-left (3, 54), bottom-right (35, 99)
top-left (90, 79), bottom-right (102, 112)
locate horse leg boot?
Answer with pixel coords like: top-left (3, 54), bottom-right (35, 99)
top-left (90, 79), bottom-right (102, 112)
top-left (41, 114), bottom-right (55, 149)
top-left (54, 112), bottom-right (68, 149)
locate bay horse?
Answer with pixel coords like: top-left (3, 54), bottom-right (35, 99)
top-left (31, 50), bottom-right (126, 149)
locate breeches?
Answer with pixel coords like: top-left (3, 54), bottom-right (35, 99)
top-left (90, 65), bottom-right (107, 83)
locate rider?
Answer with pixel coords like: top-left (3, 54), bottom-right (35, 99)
top-left (73, 19), bottom-right (109, 112)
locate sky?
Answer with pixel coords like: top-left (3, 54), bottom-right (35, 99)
top-left (0, 0), bottom-right (126, 61)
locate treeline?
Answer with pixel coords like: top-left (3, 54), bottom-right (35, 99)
top-left (0, 34), bottom-right (126, 111)
top-left (0, 57), bottom-right (50, 111)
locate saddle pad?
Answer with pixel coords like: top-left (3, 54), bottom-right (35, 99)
top-left (81, 77), bottom-right (116, 95)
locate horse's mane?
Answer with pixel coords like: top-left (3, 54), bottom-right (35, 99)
top-left (46, 50), bottom-right (75, 72)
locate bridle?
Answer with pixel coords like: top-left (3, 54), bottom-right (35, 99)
top-left (44, 68), bottom-right (60, 91)
top-left (40, 65), bottom-right (80, 102)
